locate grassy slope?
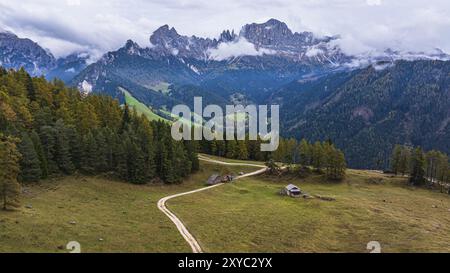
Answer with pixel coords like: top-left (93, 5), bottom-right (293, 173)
top-left (120, 88), bottom-right (169, 122)
top-left (160, 109), bottom-right (203, 128)
top-left (3, 156), bottom-right (450, 253)
top-left (170, 169), bottom-right (450, 253)
top-left (0, 162), bottom-right (261, 253)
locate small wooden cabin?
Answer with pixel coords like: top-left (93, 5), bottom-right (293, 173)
top-left (206, 174), bottom-right (222, 185)
top-left (281, 184), bottom-right (302, 197)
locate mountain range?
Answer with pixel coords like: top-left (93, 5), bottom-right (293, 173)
top-left (1, 19), bottom-right (449, 168)
top-left (0, 30), bottom-right (89, 81)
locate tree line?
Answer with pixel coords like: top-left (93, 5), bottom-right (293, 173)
top-left (0, 68), bottom-right (198, 209)
top-left (200, 137), bottom-right (347, 180)
top-left (391, 144), bottom-right (450, 189)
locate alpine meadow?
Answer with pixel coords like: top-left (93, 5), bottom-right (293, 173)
top-left (0, 0), bottom-right (450, 263)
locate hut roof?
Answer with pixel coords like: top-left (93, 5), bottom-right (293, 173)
top-left (285, 184), bottom-right (301, 192)
top-left (207, 174), bottom-right (221, 184)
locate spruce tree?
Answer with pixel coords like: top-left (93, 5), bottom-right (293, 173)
top-left (115, 137), bottom-right (128, 180)
top-left (126, 134), bottom-right (147, 184)
top-left (184, 140), bottom-right (199, 172)
top-left (172, 141), bottom-right (191, 180)
top-left (237, 140), bottom-right (249, 160)
top-left (298, 139), bottom-right (311, 166)
top-left (226, 139), bottom-right (236, 159)
top-left (94, 130), bottom-right (109, 172)
top-left (18, 132), bottom-right (42, 182)
top-left (54, 120), bottom-right (75, 174)
top-left (145, 145), bottom-right (157, 180)
top-left (391, 145), bottom-right (403, 174)
top-left (30, 130), bottom-right (48, 178)
top-left (410, 147), bottom-right (426, 186)
top-left (312, 141), bottom-right (325, 171)
top-left (66, 126), bottom-right (82, 170)
top-left (39, 125), bottom-right (58, 174)
top-left (0, 135), bottom-right (21, 210)
top-left (81, 132), bottom-right (98, 174)
top-left (399, 147), bottom-right (411, 176)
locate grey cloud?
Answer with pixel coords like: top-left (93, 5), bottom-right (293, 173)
top-left (0, 0), bottom-right (449, 58)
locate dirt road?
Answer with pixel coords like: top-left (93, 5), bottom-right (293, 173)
top-left (157, 156), bottom-right (267, 253)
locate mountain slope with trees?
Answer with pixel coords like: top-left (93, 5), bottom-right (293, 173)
top-left (0, 68), bottom-right (199, 208)
top-left (274, 60), bottom-right (450, 169)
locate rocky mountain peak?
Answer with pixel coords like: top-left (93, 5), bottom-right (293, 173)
top-left (218, 30), bottom-right (237, 43)
top-left (150, 25), bottom-right (182, 47)
top-left (0, 30), bottom-right (17, 39)
top-left (0, 30), bottom-right (56, 76)
top-left (240, 18), bottom-right (293, 47)
top-left (123, 39), bottom-right (141, 53)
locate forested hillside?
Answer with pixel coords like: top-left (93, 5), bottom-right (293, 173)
top-left (274, 60), bottom-right (450, 169)
top-left (0, 68), bottom-right (198, 190)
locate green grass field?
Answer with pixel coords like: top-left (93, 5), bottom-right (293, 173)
top-left (169, 169), bottom-right (450, 253)
top-left (120, 88), bottom-right (169, 122)
top-left (1, 157), bottom-right (450, 253)
top-left (159, 109), bottom-right (204, 128)
top-left (0, 162), bottom-right (260, 253)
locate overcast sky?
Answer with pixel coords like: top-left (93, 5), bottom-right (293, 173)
top-left (0, 0), bottom-right (449, 58)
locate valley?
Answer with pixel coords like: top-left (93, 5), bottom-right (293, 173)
top-left (1, 4), bottom-right (450, 257)
top-left (1, 19), bottom-right (449, 169)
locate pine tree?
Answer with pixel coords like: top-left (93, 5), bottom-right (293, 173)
top-left (285, 138), bottom-right (298, 164)
top-left (226, 139), bottom-right (237, 159)
top-left (30, 130), bottom-right (48, 178)
top-left (0, 135), bottom-right (21, 210)
top-left (18, 132), bottom-right (42, 182)
top-left (210, 140), bottom-right (217, 155)
top-left (54, 120), bottom-right (75, 174)
top-left (115, 137), bottom-right (128, 180)
top-left (94, 130), bottom-right (109, 172)
top-left (127, 138), bottom-right (147, 184)
top-left (120, 104), bottom-right (131, 133)
top-left (399, 147), bottom-right (411, 176)
top-left (66, 126), bottom-right (82, 170)
top-left (175, 141), bottom-right (191, 180)
top-left (184, 140), bottom-right (199, 172)
top-left (145, 145), bottom-right (157, 180)
top-left (216, 140), bottom-right (226, 157)
top-left (39, 125), bottom-right (58, 174)
top-left (391, 145), bottom-right (403, 174)
top-left (237, 140), bottom-right (249, 160)
top-left (312, 141), bottom-right (325, 171)
top-left (410, 147), bottom-right (426, 186)
top-left (333, 150), bottom-right (347, 180)
top-left (298, 139), bottom-right (311, 166)
top-left (81, 132), bottom-right (98, 174)
top-left (103, 128), bottom-right (116, 171)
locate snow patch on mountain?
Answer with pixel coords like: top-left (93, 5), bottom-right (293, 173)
top-left (80, 80), bottom-right (93, 94)
top-left (188, 64), bottom-right (200, 74)
top-left (305, 46), bottom-right (324, 57)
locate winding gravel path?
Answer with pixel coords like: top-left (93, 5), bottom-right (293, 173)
top-left (157, 156), bottom-right (267, 253)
